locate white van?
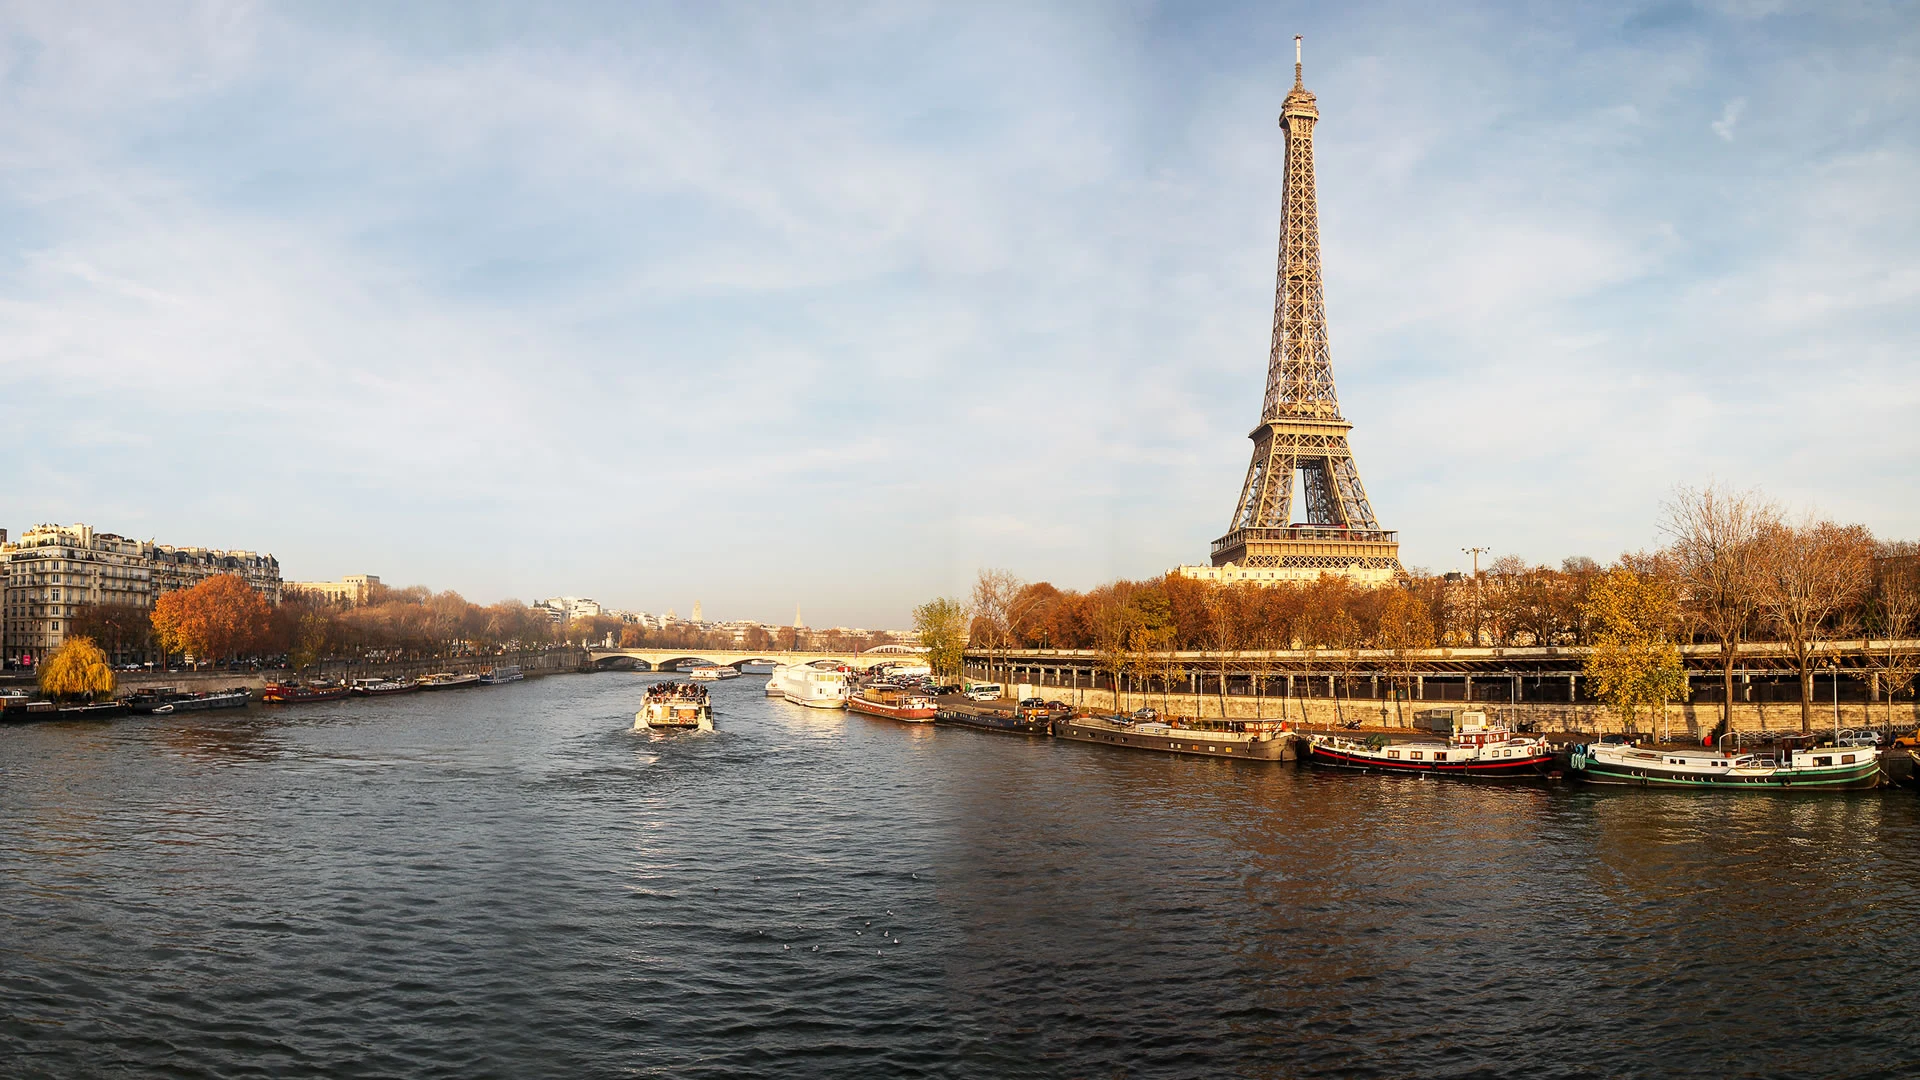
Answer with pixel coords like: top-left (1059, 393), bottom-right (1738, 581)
top-left (965, 683), bottom-right (1003, 702)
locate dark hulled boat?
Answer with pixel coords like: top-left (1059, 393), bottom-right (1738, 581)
top-left (936, 707), bottom-right (1052, 735)
top-left (1054, 715), bottom-right (1300, 761)
top-left (125, 687), bottom-right (252, 714)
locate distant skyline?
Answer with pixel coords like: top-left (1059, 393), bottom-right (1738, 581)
top-left (4, 2), bottom-right (1917, 628)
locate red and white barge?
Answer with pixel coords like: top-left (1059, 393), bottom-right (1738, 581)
top-left (1306, 711), bottom-right (1552, 778)
top-left (848, 684), bottom-right (937, 723)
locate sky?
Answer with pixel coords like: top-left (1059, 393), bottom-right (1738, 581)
top-left (2, 1), bottom-right (1917, 628)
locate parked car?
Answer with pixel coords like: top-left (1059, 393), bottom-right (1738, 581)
top-left (1131, 707), bottom-right (1158, 722)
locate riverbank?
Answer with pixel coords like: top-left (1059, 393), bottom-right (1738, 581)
top-left (109, 647), bottom-right (589, 698)
top-left (993, 676), bottom-right (1920, 738)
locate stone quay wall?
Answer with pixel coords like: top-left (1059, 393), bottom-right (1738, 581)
top-left (113, 647), bottom-right (590, 697)
top-left (983, 670), bottom-right (1920, 738)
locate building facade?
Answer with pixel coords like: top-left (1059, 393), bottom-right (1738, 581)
top-left (0, 522), bottom-right (281, 666)
top-left (284, 574), bottom-right (381, 606)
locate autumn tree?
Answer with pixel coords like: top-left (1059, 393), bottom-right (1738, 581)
top-left (913, 597), bottom-right (970, 681)
top-left (1755, 519), bottom-right (1875, 733)
top-left (1583, 568), bottom-right (1688, 740)
top-left (1375, 586), bottom-right (1436, 724)
top-left (1203, 583), bottom-right (1250, 719)
top-left (150, 574), bottom-right (271, 668)
top-left (38, 636), bottom-right (115, 701)
top-left (1663, 484), bottom-right (1778, 738)
top-left (1093, 594), bottom-right (1139, 713)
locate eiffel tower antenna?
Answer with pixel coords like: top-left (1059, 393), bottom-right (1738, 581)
top-left (1208, 36), bottom-right (1403, 584)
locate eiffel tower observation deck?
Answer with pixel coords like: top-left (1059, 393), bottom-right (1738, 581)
top-left (1198, 37), bottom-right (1403, 587)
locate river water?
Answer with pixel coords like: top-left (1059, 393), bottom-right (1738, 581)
top-left (2, 673), bottom-right (1915, 1078)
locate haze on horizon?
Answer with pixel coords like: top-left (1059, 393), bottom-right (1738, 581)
top-left (3, 1), bottom-right (1916, 629)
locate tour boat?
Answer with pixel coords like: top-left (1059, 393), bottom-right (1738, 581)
top-left (349, 678), bottom-right (420, 697)
top-left (125, 687), bottom-right (253, 714)
top-left (1054, 715), bottom-right (1301, 761)
top-left (688, 665), bottom-right (741, 681)
top-left (480, 665), bottom-right (524, 685)
top-left (418, 672), bottom-right (483, 691)
top-left (1568, 739), bottom-right (1884, 790)
top-left (635, 683), bottom-right (713, 731)
top-left (774, 662), bottom-right (850, 710)
top-left (848, 684), bottom-right (937, 722)
top-left (1306, 711), bottom-right (1551, 777)
top-left (261, 681), bottom-right (349, 704)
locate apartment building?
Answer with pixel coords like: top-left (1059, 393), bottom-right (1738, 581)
top-left (0, 522), bottom-right (281, 666)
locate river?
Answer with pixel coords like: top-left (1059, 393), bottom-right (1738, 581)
top-left (2, 672), bottom-right (1915, 1078)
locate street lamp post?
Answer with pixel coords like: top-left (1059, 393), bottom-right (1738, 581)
top-left (1462, 547), bottom-right (1490, 645)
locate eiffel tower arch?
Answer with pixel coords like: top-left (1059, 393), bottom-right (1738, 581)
top-left (1192, 37), bottom-right (1403, 587)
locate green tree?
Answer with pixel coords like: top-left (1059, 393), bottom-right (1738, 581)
top-left (912, 597), bottom-right (970, 681)
top-left (1583, 568), bottom-right (1689, 741)
top-left (39, 636), bottom-right (115, 701)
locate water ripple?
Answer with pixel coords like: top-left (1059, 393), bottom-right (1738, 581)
top-left (2, 673), bottom-right (1917, 1077)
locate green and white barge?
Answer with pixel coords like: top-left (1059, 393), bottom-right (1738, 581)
top-left (1568, 741), bottom-right (1883, 790)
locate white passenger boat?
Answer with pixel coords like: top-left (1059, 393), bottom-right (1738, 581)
top-left (418, 672), bottom-right (483, 691)
top-left (635, 682), bottom-right (713, 731)
top-left (688, 665), bottom-right (741, 681)
top-left (772, 662), bottom-right (850, 709)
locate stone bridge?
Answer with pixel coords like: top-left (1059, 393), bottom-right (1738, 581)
top-left (586, 645), bottom-right (928, 672)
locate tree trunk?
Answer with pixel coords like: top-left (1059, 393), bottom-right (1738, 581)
top-left (1721, 642), bottom-right (1736, 739)
top-left (1799, 662), bottom-right (1814, 735)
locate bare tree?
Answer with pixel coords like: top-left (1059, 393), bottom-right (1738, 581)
top-left (1865, 543), bottom-right (1920, 730)
top-left (1754, 519), bottom-right (1876, 733)
top-left (1663, 484), bottom-right (1779, 737)
top-left (970, 568), bottom-right (1024, 685)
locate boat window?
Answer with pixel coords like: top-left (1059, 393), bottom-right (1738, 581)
top-left (1815, 756), bottom-right (1831, 766)
top-left (1388, 751), bottom-right (1400, 759)
top-left (1410, 751), bottom-right (1424, 760)
top-left (1842, 754), bottom-right (1855, 764)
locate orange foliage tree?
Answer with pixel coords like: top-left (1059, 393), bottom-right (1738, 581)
top-left (150, 573), bottom-right (272, 668)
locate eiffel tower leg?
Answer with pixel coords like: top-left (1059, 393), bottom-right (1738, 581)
top-left (1233, 433), bottom-right (1297, 531)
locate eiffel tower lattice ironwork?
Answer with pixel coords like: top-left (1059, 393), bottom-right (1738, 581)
top-left (1211, 37), bottom-right (1402, 580)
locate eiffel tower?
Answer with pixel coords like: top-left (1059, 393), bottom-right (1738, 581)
top-left (1209, 38), bottom-right (1402, 583)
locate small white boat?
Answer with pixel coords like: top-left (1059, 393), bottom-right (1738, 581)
top-left (688, 666), bottom-right (741, 681)
top-left (480, 665), bottom-right (524, 685)
top-left (418, 672), bottom-right (483, 691)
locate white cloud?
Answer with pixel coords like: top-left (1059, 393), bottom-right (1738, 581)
top-left (1712, 96), bottom-right (1747, 141)
top-left (2, 2), bottom-right (1917, 620)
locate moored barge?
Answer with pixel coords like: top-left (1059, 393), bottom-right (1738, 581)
top-left (125, 687), bottom-right (253, 714)
top-left (848, 684), bottom-right (936, 722)
top-left (1568, 739), bottom-right (1883, 790)
top-left (1054, 715), bottom-right (1300, 761)
top-left (936, 706), bottom-right (1053, 735)
top-left (262, 680), bottom-right (349, 704)
top-left (1305, 711), bottom-right (1551, 777)
top-left (350, 678), bottom-right (420, 697)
